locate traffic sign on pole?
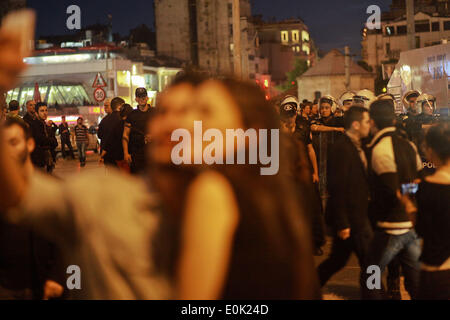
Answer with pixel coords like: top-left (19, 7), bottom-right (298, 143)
top-left (92, 72), bottom-right (107, 88)
top-left (93, 87), bottom-right (106, 102)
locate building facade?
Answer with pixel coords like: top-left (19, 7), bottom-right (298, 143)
top-left (297, 49), bottom-right (375, 103)
top-left (362, 0), bottom-right (450, 72)
top-left (154, 0), bottom-right (259, 78)
top-left (255, 18), bottom-right (316, 86)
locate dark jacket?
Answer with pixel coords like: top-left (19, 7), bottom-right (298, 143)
top-left (103, 111), bottom-right (125, 162)
top-left (30, 119), bottom-right (52, 168)
top-left (326, 134), bottom-right (371, 233)
top-left (0, 219), bottom-right (64, 299)
top-left (23, 112), bottom-right (36, 127)
top-left (58, 123), bottom-right (71, 141)
top-left (47, 123), bottom-right (58, 149)
top-left (416, 181), bottom-right (450, 266)
top-left (98, 114), bottom-right (113, 150)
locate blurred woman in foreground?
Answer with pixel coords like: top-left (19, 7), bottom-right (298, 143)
top-left (149, 75), bottom-right (321, 300)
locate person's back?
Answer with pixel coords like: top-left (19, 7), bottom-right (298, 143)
top-left (417, 180), bottom-right (450, 266)
top-left (103, 111), bottom-right (124, 163)
top-left (319, 107), bottom-right (373, 297)
top-left (415, 123), bottom-right (450, 299)
top-left (365, 99), bottom-right (422, 300)
top-left (98, 113), bottom-right (112, 151)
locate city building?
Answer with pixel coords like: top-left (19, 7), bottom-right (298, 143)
top-left (5, 45), bottom-right (181, 121)
top-left (297, 49), bottom-right (375, 103)
top-left (154, 0), bottom-right (261, 79)
top-left (254, 17), bottom-right (317, 86)
top-left (361, 0), bottom-right (450, 73)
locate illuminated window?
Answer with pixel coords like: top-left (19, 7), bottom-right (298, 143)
top-left (292, 30), bottom-right (299, 43)
top-left (302, 30), bottom-right (309, 42)
top-left (302, 44), bottom-right (310, 55)
top-left (117, 71), bottom-right (131, 87)
top-left (281, 31), bottom-right (289, 44)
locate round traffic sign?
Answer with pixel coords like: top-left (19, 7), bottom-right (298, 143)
top-left (93, 87), bottom-right (106, 102)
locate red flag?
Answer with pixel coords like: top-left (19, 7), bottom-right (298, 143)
top-left (33, 82), bottom-right (41, 103)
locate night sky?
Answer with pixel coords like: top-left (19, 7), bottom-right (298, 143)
top-left (27, 0), bottom-right (393, 56)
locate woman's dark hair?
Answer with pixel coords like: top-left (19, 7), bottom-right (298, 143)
top-left (216, 77), bottom-right (319, 298)
top-left (120, 104), bottom-right (133, 119)
top-left (151, 77), bottom-right (320, 298)
top-left (216, 78), bottom-right (310, 250)
top-left (369, 99), bottom-right (395, 129)
top-left (426, 122), bottom-right (450, 162)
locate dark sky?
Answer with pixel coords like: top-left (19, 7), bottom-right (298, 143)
top-left (28, 0), bottom-right (393, 56)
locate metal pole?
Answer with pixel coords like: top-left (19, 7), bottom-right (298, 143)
top-left (232, 0), bottom-right (242, 78)
top-left (344, 46), bottom-right (350, 91)
top-left (406, 0), bottom-right (415, 50)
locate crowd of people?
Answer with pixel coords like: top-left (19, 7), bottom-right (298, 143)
top-left (0, 26), bottom-right (449, 301)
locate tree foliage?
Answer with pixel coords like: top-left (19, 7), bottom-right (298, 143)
top-left (277, 58), bottom-right (309, 92)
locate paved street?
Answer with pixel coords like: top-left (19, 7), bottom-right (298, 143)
top-left (53, 151), bottom-right (105, 179)
top-left (53, 154), bottom-right (410, 300)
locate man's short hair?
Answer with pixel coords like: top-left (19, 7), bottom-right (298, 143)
top-left (8, 100), bottom-right (19, 111)
top-left (111, 97), bottom-right (125, 111)
top-left (369, 99), bottom-right (396, 130)
top-left (4, 117), bottom-right (32, 139)
top-left (35, 102), bottom-right (47, 113)
top-left (344, 106), bottom-right (368, 130)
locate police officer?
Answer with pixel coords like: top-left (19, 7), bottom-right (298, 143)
top-left (310, 95), bottom-right (344, 133)
top-left (279, 96), bottom-right (324, 253)
top-left (122, 87), bottom-right (155, 174)
top-left (415, 93), bottom-right (437, 126)
top-left (401, 90), bottom-right (422, 145)
top-left (353, 89), bottom-right (376, 110)
top-left (339, 91), bottom-right (356, 112)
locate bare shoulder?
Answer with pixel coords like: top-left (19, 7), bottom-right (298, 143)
top-left (425, 171), bottom-right (450, 185)
top-left (186, 171), bottom-right (239, 225)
